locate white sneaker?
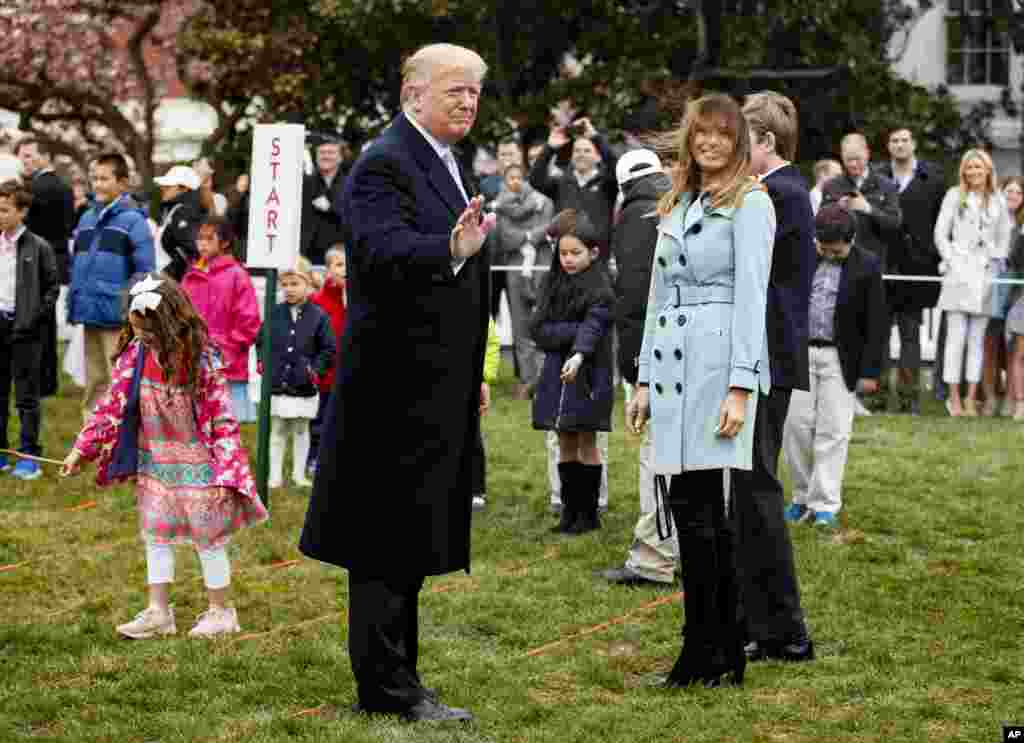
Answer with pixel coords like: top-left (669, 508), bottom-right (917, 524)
top-left (116, 606), bottom-right (176, 639)
top-left (472, 495), bottom-right (486, 511)
top-left (188, 606), bottom-right (241, 638)
top-left (293, 477), bottom-right (313, 488)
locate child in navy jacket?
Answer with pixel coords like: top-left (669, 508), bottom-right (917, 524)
top-left (258, 257), bottom-right (335, 488)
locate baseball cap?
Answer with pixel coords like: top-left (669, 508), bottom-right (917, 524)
top-left (616, 149), bottom-right (662, 187)
top-left (154, 165), bottom-right (200, 190)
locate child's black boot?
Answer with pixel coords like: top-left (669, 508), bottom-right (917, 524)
top-left (570, 464), bottom-right (603, 534)
top-left (552, 462), bottom-right (580, 533)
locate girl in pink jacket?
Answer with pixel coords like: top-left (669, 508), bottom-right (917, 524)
top-left (61, 274), bottom-right (268, 639)
top-left (181, 217), bottom-right (261, 422)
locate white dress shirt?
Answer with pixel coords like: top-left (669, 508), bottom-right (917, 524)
top-left (0, 225), bottom-right (25, 313)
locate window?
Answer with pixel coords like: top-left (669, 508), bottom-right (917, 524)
top-left (946, 0), bottom-right (1011, 85)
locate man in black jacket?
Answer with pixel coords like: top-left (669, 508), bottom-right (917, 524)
top-left (300, 139), bottom-right (347, 266)
top-left (877, 129), bottom-right (946, 415)
top-left (599, 149), bottom-right (678, 587)
top-left (15, 137), bottom-right (74, 400)
top-left (154, 165), bottom-right (205, 281)
top-left (737, 91), bottom-right (817, 663)
top-left (783, 204), bottom-right (886, 526)
top-left (821, 133), bottom-right (902, 413)
top-left (0, 181), bottom-right (59, 479)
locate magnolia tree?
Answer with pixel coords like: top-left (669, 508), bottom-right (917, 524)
top-left (0, 0), bottom-right (203, 183)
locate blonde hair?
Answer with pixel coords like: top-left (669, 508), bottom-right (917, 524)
top-left (742, 91), bottom-right (799, 161)
top-left (958, 148), bottom-right (997, 209)
top-left (324, 245), bottom-right (346, 266)
top-left (1002, 175), bottom-right (1024, 226)
top-left (652, 93), bottom-right (761, 217)
top-left (280, 255), bottom-right (314, 285)
top-left (400, 44), bottom-right (488, 108)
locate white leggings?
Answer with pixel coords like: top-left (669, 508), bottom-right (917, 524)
top-left (145, 541), bottom-right (231, 590)
top-left (270, 416), bottom-right (311, 484)
top-left (943, 311), bottom-right (988, 385)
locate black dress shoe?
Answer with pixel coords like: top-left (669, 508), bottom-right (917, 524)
top-left (744, 637), bottom-right (815, 663)
top-left (599, 566), bottom-right (674, 588)
top-left (402, 698), bottom-right (474, 723)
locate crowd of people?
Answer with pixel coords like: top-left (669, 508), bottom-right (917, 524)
top-left (1, 39), bottom-right (1023, 724)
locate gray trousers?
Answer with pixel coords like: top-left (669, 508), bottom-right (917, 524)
top-left (624, 433), bottom-right (679, 583)
top-left (505, 268), bottom-right (544, 386)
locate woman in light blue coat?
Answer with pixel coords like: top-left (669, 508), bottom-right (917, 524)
top-left (627, 94), bottom-right (774, 689)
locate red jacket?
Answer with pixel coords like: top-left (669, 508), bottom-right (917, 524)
top-left (311, 278), bottom-right (347, 392)
top-left (181, 255), bottom-right (261, 382)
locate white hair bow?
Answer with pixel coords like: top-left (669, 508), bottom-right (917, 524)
top-left (129, 275), bottom-right (164, 315)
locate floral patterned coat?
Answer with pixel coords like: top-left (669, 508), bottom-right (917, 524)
top-left (74, 340), bottom-right (265, 512)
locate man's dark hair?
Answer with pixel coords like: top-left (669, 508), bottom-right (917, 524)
top-left (0, 179), bottom-right (34, 211)
top-left (815, 204), bottom-right (857, 244)
top-left (95, 152), bottom-right (131, 182)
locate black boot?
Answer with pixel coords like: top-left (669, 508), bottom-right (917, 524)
top-left (569, 464), bottom-right (603, 534)
top-left (552, 462), bottom-right (580, 533)
top-left (705, 494), bottom-right (745, 688)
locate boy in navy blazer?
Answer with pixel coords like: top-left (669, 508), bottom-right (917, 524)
top-left (783, 204), bottom-right (886, 527)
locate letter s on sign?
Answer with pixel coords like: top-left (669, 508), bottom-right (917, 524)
top-left (271, 137), bottom-right (281, 158)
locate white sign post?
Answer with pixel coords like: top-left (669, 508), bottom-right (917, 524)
top-left (249, 123), bottom-right (305, 506)
top-left (247, 123), bottom-right (305, 269)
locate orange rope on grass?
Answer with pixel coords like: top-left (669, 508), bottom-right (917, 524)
top-left (524, 592), bottom-right (682, 658)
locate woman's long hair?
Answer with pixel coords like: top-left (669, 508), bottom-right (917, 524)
top-left (650, 93), bottom-right (761, 217)
top-left (531, 210), bottom-right (614, 331)
top-left (957, 148), bottom-right (998, 211)
top-left (115, 274), bottom-right (211, 394)
top-left (1001, 174), bottom-right (1024, 227)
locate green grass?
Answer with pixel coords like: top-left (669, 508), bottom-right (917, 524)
top-left (1, 355), bottom-right (1023, 742)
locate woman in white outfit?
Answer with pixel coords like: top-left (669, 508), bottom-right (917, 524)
top-left (933, 149), bottom-right (1012, 417)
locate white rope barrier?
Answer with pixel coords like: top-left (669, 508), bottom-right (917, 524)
top-left (488, 266), bottom-right (1024, 284)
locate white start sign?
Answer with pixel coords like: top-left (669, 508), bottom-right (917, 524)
top-left (246, 124), bottom-right (305, 269)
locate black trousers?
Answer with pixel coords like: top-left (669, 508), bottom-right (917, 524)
top-left (0, 319), bottom-right (43, 456)
top-left (731, 387), bottom-right (808, 645)
top-left (348, 572), bottom-right (428, 712)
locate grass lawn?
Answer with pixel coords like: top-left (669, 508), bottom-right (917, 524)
top-left (1, 356), bottom-right (1022, 743)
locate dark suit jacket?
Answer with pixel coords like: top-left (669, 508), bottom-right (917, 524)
top-left (300, 113), bottom-right (489, 578)
top-left (300, 169), bottom-right (347, 265)
top-left (829, 246), bottom-right (888, 391)
top-left (762, 164), bottom-right (817, 392)
top-left (26, 169), bottom-right (75, 282)
top-left (876, 160), bottom-right (947, 312)
top-left (821, 169), bottom-right (902, 272)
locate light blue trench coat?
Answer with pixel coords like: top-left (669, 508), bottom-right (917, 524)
top-left (637, 188), bottom-right (775, 474)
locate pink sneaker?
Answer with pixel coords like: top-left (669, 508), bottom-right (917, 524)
top-left (188, 606), bottom-right (241, 638)
top-left (116, 606), bottom-right (176, 639)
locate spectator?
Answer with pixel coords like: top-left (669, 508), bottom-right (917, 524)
top-left (258, 256), bottom-right (335, 489)
top-left (308, 244), bottom-right (347, 475)
top-left (877, 128), bottom-right (947, 415)
top-left (809, 159), bottom-right (842, 215)
top-left (1003, 191), bottom-right (1024, 421)
top-left (474, 146), bottom-right (502, 200)
top-left (783, 205), bottom-right (886, 528)
top-left (72, 176), bottom-right (90, 226)
top-left (180, 217), bottom-right (261, 424)
top-left (493, 161), bottom-right (554, 399)
top-left (153, 165), bottom-right (205, 281)
top-left (0, 180), bottom-right (59, 480)
top-left (226, 172), bottom-right (250, 258)
top-left (821, 133), bottom-right (901, 412)
top-left (599, 148), bottom-right (677, 588)
top-left (933, 149), bottom-right (1013, 417)
top-left (531, 209), bottom-right (615, 535)
top-left (300, 140), bottom-right (347, 266)
top-left (529, 116), bottom-right (619, 259)
top-left (68, 152), bottom-right (155, 420)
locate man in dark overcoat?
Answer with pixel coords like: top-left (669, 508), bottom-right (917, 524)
top-left (299, 139), bottom-right (348, 266)
top-left (821, 132), bottom-right (902, 412)
top-left (299, 43), bottom-right (491, 724)
top-left (877, 128), bottom-right (947, 414)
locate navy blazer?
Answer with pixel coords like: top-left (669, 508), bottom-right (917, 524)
top-left (830, 246), bottom-right (888, 391)
top-left (762, 164), bottom-right (816, 392)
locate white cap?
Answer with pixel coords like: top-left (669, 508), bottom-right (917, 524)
top-left (616, 148), bottom-right (662, 187)
top-left (154, 165), bottom-right (200, 190)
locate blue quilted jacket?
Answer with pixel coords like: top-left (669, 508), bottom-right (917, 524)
top-left (68, 194), bottom-right (155, 328)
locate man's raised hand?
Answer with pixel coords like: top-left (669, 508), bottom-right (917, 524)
top-left (451, 196), bottom-right (495, 260)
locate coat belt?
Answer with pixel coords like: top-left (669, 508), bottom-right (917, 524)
top-left (666, 284), bottom-right (734, 308)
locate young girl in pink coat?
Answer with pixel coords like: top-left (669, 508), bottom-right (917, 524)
top-left (181, 217), bottom-right (261, 422)
top-left (61, 274), bottom-right (268, 639)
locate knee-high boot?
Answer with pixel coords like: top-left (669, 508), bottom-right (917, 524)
top-left (708, 493), bottom-right (745, 687)
top-left (569, 464), bottom-right (603, 534)
top-left (553, 462), bottom-right (580, 533)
